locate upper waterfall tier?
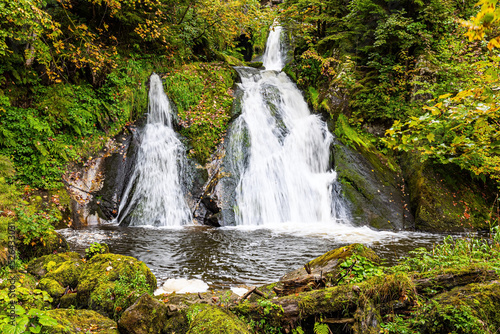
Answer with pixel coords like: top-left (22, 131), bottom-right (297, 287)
top-left (262, 25), bottom-right (284, 71)
top-left (116, 73), bottom-right (192, 227)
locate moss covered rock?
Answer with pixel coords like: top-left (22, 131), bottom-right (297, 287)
top-left (76, 253), bottom-right (157, 318)
top-left (418, 282), bottom-right (500, 333)
top-left (282, 243), bottom-right (380, 282)
top-left (38, 277), bottom-right (65, 304)
top-left (401, 153), bottom-right (495, 232)
top-left (44, 309), bottom-right (119, 334)
top-left (332, 115), bottom-right (414, 230)
top-left (17, 231), bottom-right (69, 260)
top-left (186, 304), bottom-right (252, 334)
top-left (118, 293), bottom-right (169, 334)
top-left (27, 252), bottom-right (83, 290)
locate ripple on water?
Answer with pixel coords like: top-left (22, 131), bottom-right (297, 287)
top-left (58, 224), bottom-right (448, 289)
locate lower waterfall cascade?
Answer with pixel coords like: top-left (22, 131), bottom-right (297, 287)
top-left (116, 73), bottom-right (192, 227)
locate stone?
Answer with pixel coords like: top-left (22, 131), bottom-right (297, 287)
top-left (118, 293), bottom-right (168, 334)
top-left (76, 253), bottom-right (157, 318)
top-left (44, 309), bottom-right (119, 334)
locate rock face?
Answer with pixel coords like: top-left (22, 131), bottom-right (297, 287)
top-left (402, 153), bottom-right (495, 232)
top-left (76, 253), bottom-right (157, 318)
top-left (332, 115), bottom-right (414, 230)
top-left (45, 309), bottom-right (118, 334)
top-left (118, 293), bottom-right (169, 334)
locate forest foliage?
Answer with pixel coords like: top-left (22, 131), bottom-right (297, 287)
top-left (0, 0), bottom-right (271, 190)
top-left (281, 0), bottom-right (500, 187)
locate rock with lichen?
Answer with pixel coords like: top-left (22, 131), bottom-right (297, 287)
top-left (44, 309), bottom-right (119, 334)
top-left (118, 293), bottom-right (169, 334)
top-left (76, 253), bottom-right (157, 318)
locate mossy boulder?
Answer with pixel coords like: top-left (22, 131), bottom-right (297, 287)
top-left (281, 243), bottom-right (380, 282)
top-left (401, 153), bottom-right (495, 232)
top-left (118, 293), bottom-right (169, 334)
top-left (418, 282), bottom-right (500, 333)
top-left (332, 115), bottom-right (414, 230)
top-left (27, 252), bottom-right (83, 289)
top-left (38, 277), bottom-right (66, 304)
top-left (17, 231), bottom-right (69, 260)
top-left (76, 253), bottom-right (157, 317)
top-left (186, 304), bottom-right (252, 334)
top-left (44, 309), bottom-right (119, 334)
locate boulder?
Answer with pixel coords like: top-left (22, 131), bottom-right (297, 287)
top-left (118, 293), bottom-right (168, 334)
top-left (44, 309), bottom-right (119, 334)
top-left (76, 253), bottom-right (157, 318)
top-left (27, 252), bottom-right (83, 292)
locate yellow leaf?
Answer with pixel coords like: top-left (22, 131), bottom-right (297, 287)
top-left (438, 93), bottom-right (452, 100)
top-left (427, 133), bottom-right (435, 143)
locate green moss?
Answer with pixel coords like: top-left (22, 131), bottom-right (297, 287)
top-left (187, 304), bottom-right (252, 334)
top-left (27, 252), bottom-right (82, 278)
top-left (38, 277), bottom-right (65, 302)
top-left (45, 309), bottom-right (119, 334)
top-left (45, 260), bottom-right (83, 288)
top-left (76, 253), bottom-right (156, 318)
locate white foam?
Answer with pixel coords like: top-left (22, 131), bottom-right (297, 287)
top-left (230, 287), bottom-right (249, 296)
top-left (154, 278), bottom-right (209, 295)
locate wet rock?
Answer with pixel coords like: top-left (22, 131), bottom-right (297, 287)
top-left (44, 309), bottom-right (119, 334)
top-left (76, 253), bottom-right (157, 318)
top-left (118, 293), bottom-right (168, 334)
top-left (332, 115), bottom-right (414, 230)
top-left (17, 231), bottom-right (69, 260)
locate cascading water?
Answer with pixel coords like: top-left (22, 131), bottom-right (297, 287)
top-left (228, 26), bottom-right (350, 226)
top-left (116, 73), bottom-right (192, 226)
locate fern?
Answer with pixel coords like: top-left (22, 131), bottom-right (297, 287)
top-left (313, 322), bottom-right (330, 334)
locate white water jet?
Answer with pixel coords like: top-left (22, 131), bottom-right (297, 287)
top-left (262, 25), bottom-right (284, 71)
top-left (117, 73), bottom-right (192, 226)
top-left (229, 27), bottom-right (350, 226)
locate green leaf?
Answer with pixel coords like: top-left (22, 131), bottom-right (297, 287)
top-left (426, 133), bottom-right (435, 143)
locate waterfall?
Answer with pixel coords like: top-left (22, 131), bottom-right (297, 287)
top-left (227, 26), bottom-right (350, 226)
top-left (116, 73), bottom-right (192, 226)
top-left (262, 25), bottom-right (284, 71)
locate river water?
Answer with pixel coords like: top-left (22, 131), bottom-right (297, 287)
top-left (59, 225), bottom-right (445, 289)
